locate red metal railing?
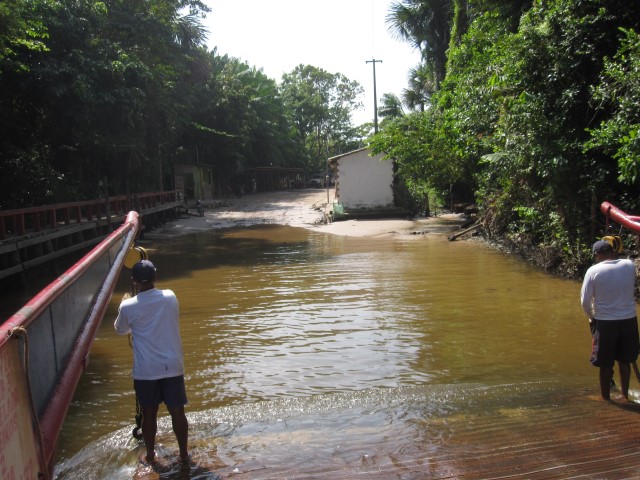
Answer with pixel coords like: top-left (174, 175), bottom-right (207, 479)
top-left (0, 191), bottom-right (177, 240)
top-left (0, 211), bottom-right (140, 478)
top-left (600, 201), bottom-right (640, 234)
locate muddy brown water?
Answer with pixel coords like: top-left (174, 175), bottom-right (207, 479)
top-left (41, 224), bottom-right (640, 478)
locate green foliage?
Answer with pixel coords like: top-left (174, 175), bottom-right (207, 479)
top-left (378, 93), bottom-right (405, 122)
top-left (479, 0), bottom-right (637, 249)
top-left (587, 28), bottom-right (640, 184)
top-left (370, 105), bottom-right (477, 210)
top-left (179, 57), bottom-right (296, 176)
top-left (510, 206), bottom-right (564, 244)
top-left (387, 0), bottom-right (453, 86)
top-left (0, 1), bottom-right (367, 208)
top-left (376, 0), bottom-right (640, 274)
top-left (0, 0), bottom-right (50, 73)
top-left (443, 1), bottom-right (639, 254)
top-left (280, 64), bottom-right (364, 174)
top-left (0, 146), bottom-right (67, 209)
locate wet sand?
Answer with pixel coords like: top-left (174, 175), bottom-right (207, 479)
top-left (144, 189), bottom-right (466, 239)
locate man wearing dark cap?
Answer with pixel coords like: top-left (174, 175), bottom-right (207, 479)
top-left (114, 260), bottom-right (189, 464)
top-left (580, 240), bottom-right (639, 401)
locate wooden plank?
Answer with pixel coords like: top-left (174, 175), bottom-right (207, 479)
top-left (130, 392), bottom-right (640, 479)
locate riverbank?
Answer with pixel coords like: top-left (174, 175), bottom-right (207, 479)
top-left (143, 189), bottom-right (467, 239)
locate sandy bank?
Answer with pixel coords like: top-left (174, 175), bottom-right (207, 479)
top-left (144, 189), bottom-right (466, 239)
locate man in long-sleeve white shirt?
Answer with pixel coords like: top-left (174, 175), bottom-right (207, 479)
top-left (581, 240), bottom-right (638, 401)
top-left (115, 260), bottom-right (189, 465)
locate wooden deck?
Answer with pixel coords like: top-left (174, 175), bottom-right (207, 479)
top-left (129, 389), bottom-right (640, 480)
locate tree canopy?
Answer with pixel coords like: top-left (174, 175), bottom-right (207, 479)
top-left (0, 0), bottom-right (366, 208)
top-left (280, 65), bottom-right (364, 174)
top-left (374, 0), bottom-right (640, 275)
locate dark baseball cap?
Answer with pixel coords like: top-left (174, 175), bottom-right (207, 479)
top-left (132, 260), bottom-right (156, 283)
top-left (592, 240), bottom-right (614, 254)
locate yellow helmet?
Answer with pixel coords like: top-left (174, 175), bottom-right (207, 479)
top-left (601, 235), bottom-right (623, 254)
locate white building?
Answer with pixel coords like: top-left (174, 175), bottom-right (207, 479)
top-left (328, 148), bottom-right (394, 211)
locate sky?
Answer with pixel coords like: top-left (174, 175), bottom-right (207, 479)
top-left (200, 0), bottom-right (421, 126)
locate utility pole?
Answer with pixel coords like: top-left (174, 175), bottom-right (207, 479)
top-left (366, 58), bottom-right (382, 133)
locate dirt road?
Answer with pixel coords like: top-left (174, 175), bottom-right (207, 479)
top-left (145, 188), bottom-right (464, 239)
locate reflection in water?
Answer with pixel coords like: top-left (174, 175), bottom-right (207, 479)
top-left (52, 225), bottom-right (637, 478)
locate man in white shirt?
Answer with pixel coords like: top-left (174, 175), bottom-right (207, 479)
top-left (581, 240), bottom-right (638, 401)
top-left (115, 260), bottom-right (189, 464)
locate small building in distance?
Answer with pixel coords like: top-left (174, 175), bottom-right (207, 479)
top-left (328, 147), bottom-right (394, 212)
top-left (173, 162), bottom-right (214, 204)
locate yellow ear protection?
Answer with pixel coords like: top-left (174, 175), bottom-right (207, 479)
top-left (124, 246), bottom-right (149, 269)
top-left (601, 235), bottom-right (623, 254)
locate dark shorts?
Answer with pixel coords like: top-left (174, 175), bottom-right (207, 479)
top-left (590, 317), bottom-right (640, 368)
top-left (134, 375), bottom-right (188, 408)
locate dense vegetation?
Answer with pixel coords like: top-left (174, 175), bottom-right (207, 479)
top-left (3, 0), bottom-right (640, 277)
top-left (0, 0), bottom-right (366, 208)
top-left (372, 0), bottom-right (640, 276)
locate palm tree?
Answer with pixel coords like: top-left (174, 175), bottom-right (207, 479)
top-left (378, 93), bottom-right (406, 120)
top-left (402, 63), bottom-right (438, 111)
top-left (174, 12), bottom-right (208, 50)
top-left (386, 0), bottom-right (454, 87)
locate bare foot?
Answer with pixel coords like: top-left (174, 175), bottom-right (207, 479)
top-left (177, 453), bottom-right (191, 467)
top-left (139, 451), bottom-right (158, 465)
top-left (613, 394), bottom-right (634, 404)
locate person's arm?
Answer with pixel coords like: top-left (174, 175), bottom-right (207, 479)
top-left (114, 303), bottom-right (131, 335)
top-left (580, 274), bottom-right (595, 320)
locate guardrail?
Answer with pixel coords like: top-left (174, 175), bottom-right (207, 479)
top-left (601, 201), bottom-right (640, 234)
top-left (0, 191), bottom-right (182, 284)
top-left (0, 211), bottom-right (141, 479)
top-left (0, 191), bottom-right (177, 240)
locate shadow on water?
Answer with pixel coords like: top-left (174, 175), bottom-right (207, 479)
top-left (49, 224), bottom-right (640, 479)
top-left (140, 225), bottom-right (326, 282)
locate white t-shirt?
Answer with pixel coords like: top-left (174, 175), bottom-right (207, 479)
top-left (114, 288), bottom-right (185, 380)
top-left (580, 258), bottom-right (637, 321)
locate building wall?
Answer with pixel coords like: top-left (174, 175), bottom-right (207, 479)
top-left (174, 163), bottom-right (213, 202)
top-left (335, 149), bottom-right (393, 209)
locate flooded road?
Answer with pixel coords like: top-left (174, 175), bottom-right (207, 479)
top-left (51, 224), bottom-right (640, 479)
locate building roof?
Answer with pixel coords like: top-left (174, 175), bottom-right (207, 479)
top-left (328, 147), bottom-right (373, 167)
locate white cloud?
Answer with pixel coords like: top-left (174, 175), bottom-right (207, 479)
top-left (201, 0), bottom-right (420, 126)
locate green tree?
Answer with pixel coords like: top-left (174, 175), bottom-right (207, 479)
top-left (0, 0), bottom-right (212, 203)
top-left (371, 105), bottom-right (476, 214)
top-left (402, 63), bottom-right (438, 111)
top-left (0, 0), bottom-right (57, 208)
top-left (177, 55), bottom-right (295, 180)
top-left (386, 0), bottom-right (453, 86)
top-left (376, 0), bottom-right (640, 275)
top-left (0, 0), bottom-right (49, 73)
top-left (588, 29), bottom-right (640, 188)
top-left (279, 64), bottom-right (363, 174)
top-left (378, 93), bottom-right (406, 122)
top-left (440, 0), bottom-right (639, 270)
